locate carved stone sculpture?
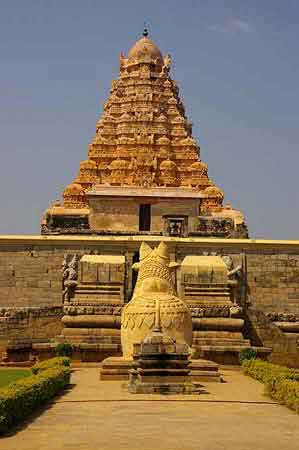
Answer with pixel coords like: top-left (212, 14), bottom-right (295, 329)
top-left (62, 255), bottom-right (79, 303)
top-left (121, 242), bottom-right (193, 359)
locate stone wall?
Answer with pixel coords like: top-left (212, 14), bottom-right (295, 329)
top-left (0, 306), bottom-right (63, 350)
top-left (89, 198), bottom-right (139, 232)
top-left (1, 235), bottom-right (299, 314)
top-left (246, 252), bottom-right (299, 314)
top-left (174, 239), bottom-right (299, 367)
top-left (88, 197), bottom-right (199, 233)
top-left (245, 308), bottom-right (299, 368)
top-left (0, 236), bottom-right (298, 365)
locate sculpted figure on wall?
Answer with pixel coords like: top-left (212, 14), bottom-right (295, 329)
top-left (163, 53), bottom-right (172, 73)
top-left (221, 255), bottom-right (243, 315)
top-left (62, 255), bottom-right (79, 304)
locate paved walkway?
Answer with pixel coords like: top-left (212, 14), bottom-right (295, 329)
top-left (1, 367), bottom-right (298, 450)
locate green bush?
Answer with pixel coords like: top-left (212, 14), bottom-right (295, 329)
top-left (31, 357), bottom-right (70, 375)
top-left (242, 359), bottom-right (299, 383)
top-left (242, 359), bottom-right (299, 413)
top-left (0, 366), bottom-right (70, 434)
top-left (285, 373), bottom-right (299, 382)
top-left (268, 378), bottom-right (299, 413)
top-left (239, 348), bottom-right (257, 363)
top-left (55, 343), bottom-right (73, 358)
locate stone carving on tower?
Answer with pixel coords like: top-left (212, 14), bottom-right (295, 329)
top-left (41, 28), bottom-right (248, 238)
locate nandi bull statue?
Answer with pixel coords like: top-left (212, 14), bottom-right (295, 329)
top-left (121, 241), bottom-right (193, 359)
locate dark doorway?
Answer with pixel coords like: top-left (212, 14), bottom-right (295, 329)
top-left (139, 204), bottom-right (151, 231)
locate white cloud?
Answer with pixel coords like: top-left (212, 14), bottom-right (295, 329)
top-left (209, 18), bottom-right (255, 34)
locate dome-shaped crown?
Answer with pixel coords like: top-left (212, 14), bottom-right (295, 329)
top-left (204, 185), bottom-right (224, 199)
top-left (64, 182), bottom-right (84, 195)
top-left (128, 36), bottom-right (163, 63)
top-left (80, 159), bottom-right (97, 170)
top-left (190, 161), bottom-right (208, 172)
top-left (180, 136), bottom-right (197, 146)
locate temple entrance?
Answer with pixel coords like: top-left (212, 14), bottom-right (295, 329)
top-left (139, 204), bottom-right (151, 231)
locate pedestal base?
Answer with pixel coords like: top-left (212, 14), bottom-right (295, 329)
top-left (100, 356), bottom-right (221, 382)
top-left (128, 379), bottom-right (196, 394)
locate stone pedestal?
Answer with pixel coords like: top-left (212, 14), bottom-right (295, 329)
top-left (128, 328), bottom-right (196, 394)
top-left (100, 356), bottom-right (221, 382)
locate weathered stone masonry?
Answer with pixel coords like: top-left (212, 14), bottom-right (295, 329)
top-left (0, 236), bottom-right (298, 365)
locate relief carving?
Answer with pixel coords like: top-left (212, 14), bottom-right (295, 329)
top-left (62, 255), bottom-right (79, 304)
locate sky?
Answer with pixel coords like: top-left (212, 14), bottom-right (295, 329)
top-left (0, 0), bottom-right (298, 239)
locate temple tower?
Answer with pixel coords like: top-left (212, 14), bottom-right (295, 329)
top-left (42, 29), bottom-right (248, 238)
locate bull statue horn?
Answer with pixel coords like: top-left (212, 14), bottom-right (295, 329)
top-left (139, 242), bottom-right (153, 261)
top-left (156, 241), bottom-right (170, 260)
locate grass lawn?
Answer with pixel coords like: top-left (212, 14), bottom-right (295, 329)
top-left (0, 369), bottom-right (31, 388)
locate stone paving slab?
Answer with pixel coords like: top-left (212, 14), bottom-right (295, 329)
top-left (1, 367), bottom-right (298, 450)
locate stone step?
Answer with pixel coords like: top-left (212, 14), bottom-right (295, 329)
top-left (199, 345), bottom-right (252, 352)
top-left (189, 359), bottom-right (219, 372)
top-left (185, 291), bottom-right (231, 295)
top-left (101, 373), bottom-right (129, 381)
top-left (187, 300), bottom-right (233, 306)
top-left (76, 283), bottom-right (122, 288)
top-left (191, 370), bottom-right (221, 383)
top-left (75, 285), bottom-right (122, 298)
top-left (60, 336), bottom-right (120, 344)
top-left (193, 338), bottom-right (251, 346)
top-left (194, 345), bottom-right (272, 365)
top-left (192, 331), bottom-right (244, 338)
top-left (76, 289), bottom-right (121, 295)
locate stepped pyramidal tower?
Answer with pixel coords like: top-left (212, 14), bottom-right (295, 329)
top-left (42, 29), bottom-right (248, 238)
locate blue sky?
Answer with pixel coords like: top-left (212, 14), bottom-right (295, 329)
top-left (0, 0), bottom-right (298, 238)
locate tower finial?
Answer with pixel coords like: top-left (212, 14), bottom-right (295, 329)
top-left (143, 22), bottom-right (149, 37)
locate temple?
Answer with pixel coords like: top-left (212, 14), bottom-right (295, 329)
top-left (41, 29), bottom-right (248, 238)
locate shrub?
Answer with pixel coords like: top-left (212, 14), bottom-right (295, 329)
top-left (268, 378), bottom-right (299, 413)
top-left (55, 343), bottom-right (73, 358)
top-left (285, 373), bottom-right (299, 382)
top-left (0, 366), bottom-right (70, 434)
top-left (242, 359), bottom-right (299, 384)
top-left (31, 357), bottom-right (70, 375)
top-left (239, 348), bottom-right (257, 363)
top-left (242, 359), bottom-right (299, 413)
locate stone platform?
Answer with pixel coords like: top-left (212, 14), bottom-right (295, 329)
top-left (100, 356), bottom-right (221, 382)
